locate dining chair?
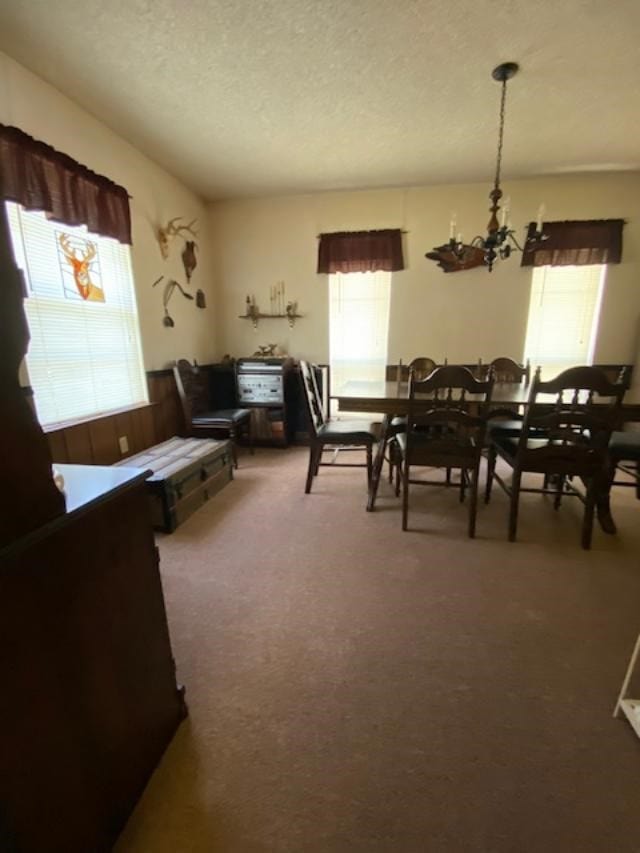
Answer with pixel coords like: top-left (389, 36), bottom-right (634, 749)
top-left (485, 357), bottom-right (532, 440)
top-left (397, 365), bottom-right (494, 536)
top-left (387, 356), bottom-right (439, 490)
top-left (173, 359), bottom-right (253, 468)
top-left (299, 360), bottom-right (377, 494)
top-left (484, 365), bottom-right (627, 549)
top-left (487, 357), bottom-right (530, 384)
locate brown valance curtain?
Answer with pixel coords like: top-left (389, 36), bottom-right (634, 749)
top-left (317, 229), bottom-right (404, 274)
top-left (521, 219), bottom-right (623, 267)
top-left (0, 124), bottom-right (132, 244)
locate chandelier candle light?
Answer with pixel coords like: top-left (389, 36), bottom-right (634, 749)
top-left (427, 62), bottom-right (546, 273)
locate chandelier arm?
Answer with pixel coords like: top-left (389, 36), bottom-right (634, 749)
top-left (507, 231), bottom-right (525, 252)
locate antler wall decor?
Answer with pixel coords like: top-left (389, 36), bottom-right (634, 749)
top-left (156, 217), bottom-right (198, 259)
top-left (152, 275), bottom-right (194, 327)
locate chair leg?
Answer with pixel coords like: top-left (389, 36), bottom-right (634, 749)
top-left (305, 443), bottom-right (319, 493)
top-left (246, 416), bottom-right (254, 456)
top-left (402, 459), bottom-right (410, 531)
top-left (366, 444), bottom-right (373, 489)
top-left (395, 451), bottom-right (401, 497)
top-left (229, 426), bottom-right (238, 469)
top-left (468, 463), bottom-right (479, 538)
top-left (485, 444), bottom-right (497, 503)
top-left (582, 479), bottom-right (597, 550)
top-left (459, 469), bottom-right (466, 503)
top-left (508, 471), bottom-right (521, 542)
top-left (553, 474), bottom-right (564, 510)
top-left (636, 462), bottom-right (640, 500)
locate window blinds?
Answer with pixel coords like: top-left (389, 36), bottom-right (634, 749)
top-left (7, 202), bottom-right (148, 427)
top-left (523, 264), bottom-right (605, 378)
top-left (329, 270), bottom-right (391, 395)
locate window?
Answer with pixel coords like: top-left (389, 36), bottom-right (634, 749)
top-left (523, 264), bottom-right (606, 378)
top-left (7, 202), bottom-right (148, 427)
top-left (329, 270), bottom-right (391, 396)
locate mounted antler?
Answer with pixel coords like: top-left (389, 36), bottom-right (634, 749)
top-left (156, 217), bottom-right (199, 259)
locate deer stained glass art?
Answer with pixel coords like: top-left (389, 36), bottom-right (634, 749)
top-left (57, 231), bottom-right (105, 302)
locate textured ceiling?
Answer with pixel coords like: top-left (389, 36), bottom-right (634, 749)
top-left (0, 0), bottom-right (639, 201)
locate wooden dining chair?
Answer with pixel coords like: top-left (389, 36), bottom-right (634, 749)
top-left (397, 365), bottom-right (494, 537)
top-left (173, 359), bottom-right (253, 468)
top-left (484, 365), bottom-right (627, 549)
top-left (299, 360), bottom-right (377, 494)
top-left (387, 356), bottom-right (439, 489)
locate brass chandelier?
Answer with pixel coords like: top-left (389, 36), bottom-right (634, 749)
top-left (426, 62), bottom-right (546, 273)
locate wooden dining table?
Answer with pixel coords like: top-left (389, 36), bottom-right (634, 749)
top-left (334, 378), bottom-right (640, 529)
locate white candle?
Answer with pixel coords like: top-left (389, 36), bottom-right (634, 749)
top-left (449, 213), bottom-right (457, 240)
top-left (536, 203), bottom-right (546, 233)
top-left (501, 197), bottom-right (510, 228)
top-left (456, 232), bottom-right (463, 246)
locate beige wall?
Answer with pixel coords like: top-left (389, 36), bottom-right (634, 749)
top-left (209, 173), bottom-right (640, 368)
top-left (0, 51), bottom-right (216, 370)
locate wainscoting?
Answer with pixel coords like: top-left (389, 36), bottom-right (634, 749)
top-left (45, 369), bottom-right (184, 465)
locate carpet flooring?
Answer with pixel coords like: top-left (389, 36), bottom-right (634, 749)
top-left (116, 447), bottom-right (640, 853)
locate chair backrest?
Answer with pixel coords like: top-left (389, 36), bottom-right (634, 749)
top-left (173, 359), bottom-right (211, 426)
top-left (387, 357), bottom-right (438, 382)
top-left (487, 357), bottom-right (530, 384)
top-left (518, 365), bottom-right (627, 472)
top-left (406, 365), bottom-right (495, 461)
top-left (299, 360), bottom-right (326, 439)
top-left (409, 356), bottom-right (438, 381)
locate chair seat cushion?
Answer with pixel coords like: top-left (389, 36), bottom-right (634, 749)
top-left (193, 408), bottom-right (251, 427)
top-left (396, 431), bottom-right (477, 458)
top-left (318, 419), bottom-right (377, 444)
top-left (488, 418), bottom-right (524, 437)
top-left (609, 431), bottom-right (640, 462)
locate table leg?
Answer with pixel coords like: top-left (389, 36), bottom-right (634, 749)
top-left (367, 414), bottom-right (391, 512)
top-left (596, 463), bottom-right (617, 535)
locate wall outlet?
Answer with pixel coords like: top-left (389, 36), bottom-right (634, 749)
top-left (118, 435), bottom-right (129, 455)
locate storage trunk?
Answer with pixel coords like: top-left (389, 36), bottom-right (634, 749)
top-left (116, 436), bottom-right (233, 532)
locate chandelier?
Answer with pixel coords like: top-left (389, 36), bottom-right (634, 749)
top-left (426, 62), bottom-right (546, 273)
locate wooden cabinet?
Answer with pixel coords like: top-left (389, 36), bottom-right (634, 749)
top-left (0, 465), bottom-right (186, 853)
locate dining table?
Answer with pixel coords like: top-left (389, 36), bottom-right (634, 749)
top-left (334, 378), bottom-right (640, 530)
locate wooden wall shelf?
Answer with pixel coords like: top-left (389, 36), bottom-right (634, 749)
top-left (238, 313), bottom-right (302, 328)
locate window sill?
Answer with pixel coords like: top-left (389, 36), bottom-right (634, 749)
top-left (42, 401), bottom-right (155, 433)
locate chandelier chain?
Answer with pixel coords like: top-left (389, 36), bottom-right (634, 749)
top-left (494, 78), bottom-right (507, 191)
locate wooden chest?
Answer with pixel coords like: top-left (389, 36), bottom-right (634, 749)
top-left (116, 436), bottom-right (233, 532)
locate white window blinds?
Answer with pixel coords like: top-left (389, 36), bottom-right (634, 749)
top-left (523, 264), bottom-right (606, 378)
top-left (329, 270), bottom-right (391, 395)
top-left (6, 202), bottom-right (148, 427)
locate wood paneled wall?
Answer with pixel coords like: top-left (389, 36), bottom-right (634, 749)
top-left (44, 369), bottom-right (185, 465)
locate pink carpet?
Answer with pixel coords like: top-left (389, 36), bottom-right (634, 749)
top-left (116, 447), bottom-right (640, 852)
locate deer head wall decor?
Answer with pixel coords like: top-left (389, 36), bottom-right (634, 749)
top-left (156, 217), bottom-right (198, 259)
